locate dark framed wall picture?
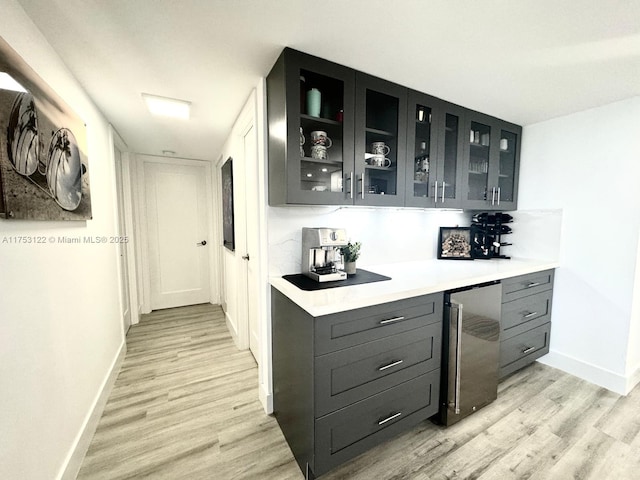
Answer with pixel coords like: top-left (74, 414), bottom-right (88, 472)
top-left (438, 227), bottom-right (472, 260)
top-left (0, 36), bottom-right (91, 220)
top-left (221, 157), bottom-right (235, 251)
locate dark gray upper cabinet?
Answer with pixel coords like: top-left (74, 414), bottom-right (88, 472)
top-left (461, 111), bottom-right (521, 211)
top-left (267, 48), bottom-right (355, 206)
top-left (354, 74), bottom-right (407, 206)
top-left (267, 48), bottom-right (522, 210)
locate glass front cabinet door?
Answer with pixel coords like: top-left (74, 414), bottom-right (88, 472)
top-left (267, 48), bottom-right (355, 205)
top-left (354, 74), bottom-right (407, 207)
top-left (461, 112), bottom-right (521, 210)
top-left (405, 91), bottom-right (465, 209)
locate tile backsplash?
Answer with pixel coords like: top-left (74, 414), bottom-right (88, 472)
top-left (267, 207), bottom-right (562, 277)
top-left (268, 206), bottom-right (470, 276)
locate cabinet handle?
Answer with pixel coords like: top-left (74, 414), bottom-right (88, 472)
top-left (441, 181), bottom-right (446, 203)
top-left (527, 282), bottom-right (541, 288)
top-left (522, 346), bottom-right (537, 354)
top-left (434, 181), bottom-right (438, 204)
top-left (491, 187), bottom-right (496, 205)
top-left (497, 187), bottom-right (501, 205)
top-left (349, 171), bottom-right (354, 200)
top-left (523, 311), bottom-right (538, 319)
top-left (359, 174), bottom-right (364, 200)
top-left (451, 301), bottom-right (463, 415)
top-left (378, 359), bottom-right (404, 371)
top-left (377, 412), bottom-right (402, 426)
top-left (379, 316), bottom-right (405, 325)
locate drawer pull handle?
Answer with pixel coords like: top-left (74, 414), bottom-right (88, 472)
top-left (378, 359), bottom-right (404, 371)
top-left (379, 316), bottom-right (405, 325)
top-left (522, 346), bottom-right (537, 354)
top-left (378, 412), bottom-right (402, 425)
top-left (526, 282), bottom-right (541, 288)
top-left (523, 311), bottom-right (538, 318)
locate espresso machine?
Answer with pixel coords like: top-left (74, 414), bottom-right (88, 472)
top-left (302, 227), bottom-right (348, 282)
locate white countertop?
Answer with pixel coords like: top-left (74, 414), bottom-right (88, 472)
top-left (270, 258), bottom-right (559, 317)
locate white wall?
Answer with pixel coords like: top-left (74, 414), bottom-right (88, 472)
top-left (268, 206), bottom-right (470, 276)
top-left (0, 2), bottom-right (124, 479)
top-left (518, 96), bottom-right (640, 394)
top-left (628, 228), bottom-right (640, 390)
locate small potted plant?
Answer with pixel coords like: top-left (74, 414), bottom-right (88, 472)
top-left (340, 241), bottom-right (361, 276)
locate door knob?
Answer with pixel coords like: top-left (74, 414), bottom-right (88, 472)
top-left (242, 254), bottom-right (250, 261)
top-left (196, 240), bottom-right (207, 246)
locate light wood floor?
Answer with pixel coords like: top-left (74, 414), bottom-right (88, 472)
top-left (77, 304), bottom-right (640, 480)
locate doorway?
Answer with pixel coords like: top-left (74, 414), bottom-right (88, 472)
top-left (114, 144), bottom-right (132, 332)
top-left (138, 156), bottom-right (216, 311)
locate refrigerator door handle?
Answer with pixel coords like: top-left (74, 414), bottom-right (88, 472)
top-left (451, 301), bottom-right (463, 415)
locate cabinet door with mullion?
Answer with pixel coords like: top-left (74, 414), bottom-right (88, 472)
top-left (434, 102), bottom-right (465, 209)
top-left (494, 119), bottom-right (521, 211)
top-left (268, 48), bottom-right (355, 205)
top-left (461, 111), bottom-right (502, 210)
top-left (405, 90), bottom-right (441, 208)
top-left (354, 73), bottom-right (407, 207)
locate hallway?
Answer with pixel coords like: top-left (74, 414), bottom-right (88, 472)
top-left (77, 304), bottom-right (300, 479)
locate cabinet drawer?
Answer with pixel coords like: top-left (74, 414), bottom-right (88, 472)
top-left (314, 292), bottom-right (443, 355)
top-left (314, 370), bottom-right (439, 476)
top-left (501, 290), bottom-right (553, 341)
top-left (499, 323), bottom-right (551, 379)
top-left (502, 270), bottom-right (554, 303)
top-left (315, 323), bottom-right (441, 417)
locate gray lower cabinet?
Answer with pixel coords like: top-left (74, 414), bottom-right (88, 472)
top-left (499, 270), bottom-right (554, 378)
top-left (272, 288), bottom-right (443, 478)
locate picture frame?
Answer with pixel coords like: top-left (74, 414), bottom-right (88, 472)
top-left (0, 36), bottom-right (91, 220)
top-left (438, 227), bottom-right (472, 260)
top-left (221, 157), bottom-right (235, 251)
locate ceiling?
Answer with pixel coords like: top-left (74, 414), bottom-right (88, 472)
top-left (16, 0), bottom-right (640, 162)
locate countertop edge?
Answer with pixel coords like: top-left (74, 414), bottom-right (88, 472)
top-left (270, 259), bottom-right (559, 317)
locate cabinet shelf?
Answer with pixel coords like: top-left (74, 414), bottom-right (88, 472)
top-left (300, 114), bottom-right (342, 126)
top-left (470, 142), bottom-right (490, 149)
top-left (365, 165), bottom-right (397, 171)
top-left (301, 157), bottom-right (343, 166)
top-left (365, 126), bottom-right (395, 137)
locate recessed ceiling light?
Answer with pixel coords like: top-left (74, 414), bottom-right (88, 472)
top-left (306, 173), bottom-right (313, 177)
top-left (0, 72), bottom-right (27, 92)
top-left (142, 93), bottom-right (191, 120)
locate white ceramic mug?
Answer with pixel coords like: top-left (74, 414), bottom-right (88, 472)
top-left (371, 142), bottom-right (390, 155)
top-left (370, 154), bottom-right (391, 167)
top-left (311, 130), bottom-right (332, 148)
top-left (310, 144), bottom-right (327, 160)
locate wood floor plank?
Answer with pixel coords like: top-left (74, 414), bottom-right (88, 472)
top-left (77, 304), bottom-right (640, 480)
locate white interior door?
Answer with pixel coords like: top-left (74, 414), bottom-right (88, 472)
top-left (114, 146), bottom-right (131, 333)
top-left (144, 161), bottom-right (211, 310)
top-left (243, 124), bottom-right (260, 362)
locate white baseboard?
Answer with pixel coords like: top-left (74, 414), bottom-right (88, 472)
top-left (224, 311), bottom-right (241, 349)
top-left (538, 349), bottom-right (628, 395)
top-left (59, 341), bottom-right (127, 480)
top-left (259, 382), bottom-right (273, 414)
top-left (626, 364), bottom-right (640, 394)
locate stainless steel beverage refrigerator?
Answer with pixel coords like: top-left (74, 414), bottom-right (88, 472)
top-left (435, 281), bottom-right (502, 426)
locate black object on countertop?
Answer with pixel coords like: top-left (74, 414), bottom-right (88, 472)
top-left (283, 269), bottom-right (391, 291)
